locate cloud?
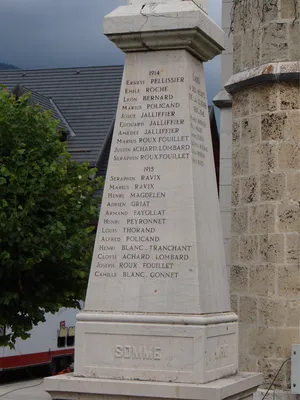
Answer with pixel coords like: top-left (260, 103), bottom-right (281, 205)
top-left (0, 0), bottom-right (127, 69)
top-left (0, 0), bottom-right (221, 103)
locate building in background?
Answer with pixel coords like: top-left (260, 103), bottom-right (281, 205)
top-left (215, 0), bottom-right (300, 397)
top-left (0, 66), bottom-right (220, 186)
top-left (213, 0), bottom-right (233, 272)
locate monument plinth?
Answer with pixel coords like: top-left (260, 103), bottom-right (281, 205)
top-left (45, 1), bottom-right (262, 399)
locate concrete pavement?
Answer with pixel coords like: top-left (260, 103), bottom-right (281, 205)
top-left (0, 379), bottom-right (51, 400)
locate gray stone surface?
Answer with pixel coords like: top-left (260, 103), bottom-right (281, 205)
top-left (0, 379), bottom-right (50, 400)
top-left (74, 47), bottom-right (238, 386)
top-left (45, 372), bottom-right (262, 400)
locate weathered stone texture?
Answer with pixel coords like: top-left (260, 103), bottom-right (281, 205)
top-left (232, 147), bottom-right (249, 176)
top-left (249, 205), bottom-right (276, 233)
top-left (289, 21), bottom-right (300, 60)
top-left (239, 296), bottom-right (257, 324)
top-left (261, 23), bottom-right (289, 64)
top-left (232, 90), bottom-right (250, 117)
top-left (250, 85), bottom-right (277, 113)
top-left (231, 82), bottom-right (300, 389)
top-left (232, 120), bottom-right (241, 144)
top-left (258, 298), bottom-right (287, 327)
top-left (249, 265), bottom-right (275, 296)
top-left (241, 29), bottom-right (260, 70)
top-left (278, 142), bottom-right (300, 169)
top-left (250, 143), bottom-right (277, 174)
top-left (231, 265), bottom-right (248, 292)
top-left (232, 178), bottom-right (240, 206)
top-left (286, 298), bottom-right (300, 327)
top-left (257, 358), bottom-right (289, 388)
top-left (248, 327), bottom-right (276, 358)
top-left (277, 204), bottom-right (300, 232)
top-left (233, 34), bottom-right (242, 74)
top-left (241, 176), bottom-right (259, 204)
top-left (283, 111), bottom-right (300, 141)
top-left (259, 234), bottom-right (285, 263)
top-left (280, 82), bottom-right (300, 110)
top-left (241, 117), bottom-right (260, 144)
top-left (286, 233), bottom-right (300, 262)
top-left (261, 112), bottom-right (287, 141)
top-left (278, 266), bottom-right (300, 298)
top-left (232, 207), bottom-right (248, 234)
top-left (240, 235), bottom-right (259, 262)
top-left (286, 173), bottom-right (300, 202)
top-left (275, 328), bottom-right (300, 358)
top-left (261, 173), bottom-right (285, 201)
top-left (249, 145), bottom-right (261, 175)
top-left (231, 236), bottom-right (240, 262)
top-left (231, 0), bottom-right (300, 383)
top-left (281, 0), bottom-right (300, 19)
top-left (233, 4), bottom-right (299, 74)
top-left (239, 353), bottom-right (257, 372)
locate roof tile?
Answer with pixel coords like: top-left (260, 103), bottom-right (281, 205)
top-left (0, 66), bottom-right (124, 166)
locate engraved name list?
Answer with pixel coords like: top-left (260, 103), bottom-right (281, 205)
top-left (88, 56), bottom-right (211, 311)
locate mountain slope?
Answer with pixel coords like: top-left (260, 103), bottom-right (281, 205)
top-left (0, 62), bottom-right (19, 70)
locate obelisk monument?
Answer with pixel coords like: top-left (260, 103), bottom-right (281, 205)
top-left (45, 1), bottom-right (262, 399)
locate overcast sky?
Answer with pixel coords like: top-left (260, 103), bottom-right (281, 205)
top-left (0, 0), bottom-right (222, 104)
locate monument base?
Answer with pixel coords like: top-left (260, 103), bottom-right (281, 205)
top-left (73, 312), bottom-right (238, 384)
top-left (44, 372), bottom-right (262, 400)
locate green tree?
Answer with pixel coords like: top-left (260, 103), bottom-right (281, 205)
top-left (0, 87), bottom-right (103, 347)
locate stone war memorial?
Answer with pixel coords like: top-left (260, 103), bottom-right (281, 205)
top-left (45, 0), bottom-right (262, 399)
